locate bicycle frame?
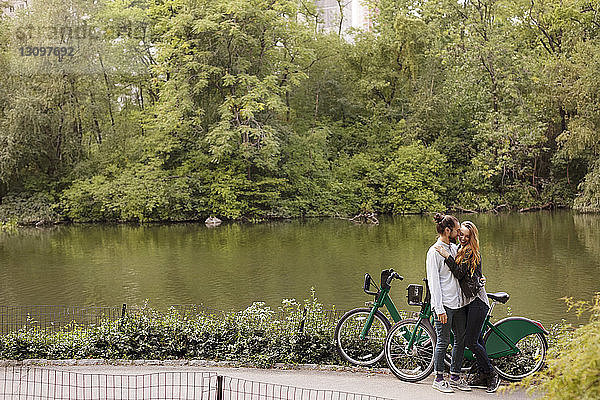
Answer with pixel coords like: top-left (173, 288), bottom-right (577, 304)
top-left (474, 301), bottom-right (519, 359)
top-left (405, 280), bottom-right (434, 351)
top-left (359, 270), bottom-right (403, 339)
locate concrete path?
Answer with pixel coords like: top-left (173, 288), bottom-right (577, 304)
top-left (1, 364), bottom-right (535, 399)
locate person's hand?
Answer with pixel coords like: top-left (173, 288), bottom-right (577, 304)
top-left (438, 313), bottom-right (448, 324)
top-left (435, 245), bottom-right (450, 259)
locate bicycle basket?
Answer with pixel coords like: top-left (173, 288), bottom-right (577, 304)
top-left (407, 284), bottom-right (424, 305)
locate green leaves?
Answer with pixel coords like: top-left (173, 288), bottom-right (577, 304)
top-left (516, 294), bottom-right (600, 399)
top-left (2, 0), bottom-right (599, 220)
top-left (575, 160), bottom-right (600, 212)
top-left (0, 293), bottom-right (339, 367)
top-left (381, 144), bottom-right (446, 214)
top-left (61, 163), bottom-right (206, 222)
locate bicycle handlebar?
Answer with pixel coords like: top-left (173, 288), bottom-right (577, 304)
top-left (386, 272), bottom-right (403, 286)
top-left (365, 268), bottom-right (404, 295)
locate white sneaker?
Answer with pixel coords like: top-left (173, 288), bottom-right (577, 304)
top-left (432, 379), bottom-right (454, 393)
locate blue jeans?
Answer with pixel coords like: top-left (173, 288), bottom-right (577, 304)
top-left (433, 306), bottom-right (466, 374)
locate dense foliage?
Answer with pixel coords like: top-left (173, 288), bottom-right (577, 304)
top-left (0, 297), bottom-right (342, 367)
top-left (516, 294), bottom-right (600, 399)
top-left (1, 0), bottom-right (599, 223)
top-left (0, 294), bottom-right (571, 375)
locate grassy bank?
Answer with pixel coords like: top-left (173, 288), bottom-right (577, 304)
top-left (0, 297), bottom-right (347, 368)
top-left (0, 294), bottom-right (576, 372)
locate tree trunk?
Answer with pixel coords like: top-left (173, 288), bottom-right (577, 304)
top-left (314, 87), bottom-right (320, 125)
top-left (98, 55), bottom-right (116, 133)
top-left (89, 92), bottom-right (103, 144)
top-left (532, 156), bottom-right (537, 186)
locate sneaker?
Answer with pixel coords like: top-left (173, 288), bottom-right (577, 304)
top-left (432, 379), bottom-right (454, 393)
top-left (486, 371), bottom-right (501, 393)
top-left (467, 372), bottom-right (488, 389)
top-left (449, 376), bottom-right (472, 391)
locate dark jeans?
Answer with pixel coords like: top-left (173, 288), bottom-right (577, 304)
top-left (433, 306), bottom-right (466, 374)
top-left (465, 298), bottom-right (493, 374)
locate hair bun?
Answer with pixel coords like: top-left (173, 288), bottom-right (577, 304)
top-left (433, 213), bottom-right (444, 223)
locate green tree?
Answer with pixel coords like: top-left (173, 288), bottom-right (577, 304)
top-left (381, 144), bottom-right (446, 213)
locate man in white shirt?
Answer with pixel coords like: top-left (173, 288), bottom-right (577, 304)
top-left (426, 213), bottom-right (469, 393)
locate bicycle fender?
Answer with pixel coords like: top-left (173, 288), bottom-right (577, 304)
top-left (484, 317), bottom-right (548, 357)
top-left (421, 317), bottom-right (437, 343)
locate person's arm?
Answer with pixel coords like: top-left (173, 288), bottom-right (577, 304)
top-left (426, 248), bottom-right (445, 318)
top-left (434, 246), bottom-right (468, 280)
top-left (479, 260), bottom-right (486, 285)
top-left (444, 256), bottom-right (469, 280)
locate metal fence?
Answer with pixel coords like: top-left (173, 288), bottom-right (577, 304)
top-left (0, 367), bottom-right (214, 399)
top-left (0, 306), bottom-right (123, 335)
top-left (0, 367), bottom-right (394, 400)
top-left (0, 304), bottom-right (348, 336)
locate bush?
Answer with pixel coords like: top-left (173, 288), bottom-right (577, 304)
top-left (0, 192), bottom-right (63, 225)
top-left (0, 292), bottom-right (340, 367)
top-left (516, 294), bottom-right (600, 399)
top-left (574, 160), bottom-right (600, 212)
top-left (61, 164), bottom-right (207, 223)
top-left (381, 144), bottom-right (446, 213)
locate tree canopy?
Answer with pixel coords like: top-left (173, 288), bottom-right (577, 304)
top-left (1, 0), bottom-right (599, 223)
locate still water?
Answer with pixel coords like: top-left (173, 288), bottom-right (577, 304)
top-left (1, 211), bottom-right (598, 326)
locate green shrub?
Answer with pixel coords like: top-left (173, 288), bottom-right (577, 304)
top-left (381, 144), bottom-right (446, 214)
top-left (0, 192), bottom-right (63, 224)
top-left (516, 294), bottom-right (600, 399)
top-left (0, 219), bottom-right (18, 232)
top-left (574, 160), bottom-right (600, 212)
top-left (0, 292), bottom-right (340, 367)
top-left (61, 164), bottom-right (206, 222)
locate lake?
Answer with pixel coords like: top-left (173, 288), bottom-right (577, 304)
top-left (1, 211), bottom-right (598, 326)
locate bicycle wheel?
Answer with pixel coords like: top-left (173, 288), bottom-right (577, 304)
top-left (385, 318), bottom-right (436, 382)
top-left (487, 332), bottom-right (547, 381)
top-left (335, 308), bottom-right (391, 366)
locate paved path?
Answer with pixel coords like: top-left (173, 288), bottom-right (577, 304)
top-left (1, 364), bottom-right (535, 399)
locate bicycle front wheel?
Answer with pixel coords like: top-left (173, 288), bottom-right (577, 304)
top-left (334, 308), bottom-right (391, 366)
top-left (487, 332), bottom-right (548, 381)
top-left (385, 318), bottom-right (436, 382)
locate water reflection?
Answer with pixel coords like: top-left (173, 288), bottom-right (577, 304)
top-left (0, 211), bottom-right (598, 325)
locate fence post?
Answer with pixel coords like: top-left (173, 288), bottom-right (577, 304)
top-left (216, 375), bottom-right (224, 400)
top-left (298, 307), bottom-right (307, 334)
top-left (119, 304), bottom-right (127, 329)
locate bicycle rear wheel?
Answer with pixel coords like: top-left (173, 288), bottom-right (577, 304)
top-left (385, 318), bottom-right (436, 382)
top-left (335, 308), bottom-right (391, 366)
top-left (488, 332), bottom-right (547, 381)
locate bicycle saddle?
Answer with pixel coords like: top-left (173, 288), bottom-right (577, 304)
top-left (487, 292), bottom-right (510, 304)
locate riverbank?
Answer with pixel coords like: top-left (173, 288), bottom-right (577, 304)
top-left (0, 299), bottom-right (568, 364)
top-left (0, 190), bottom-right (586, 230)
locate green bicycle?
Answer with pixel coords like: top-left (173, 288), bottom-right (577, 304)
top-left (334, 269), bottom-right (405, 365)
top-left (384, 279), bottom-right (548, 382)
